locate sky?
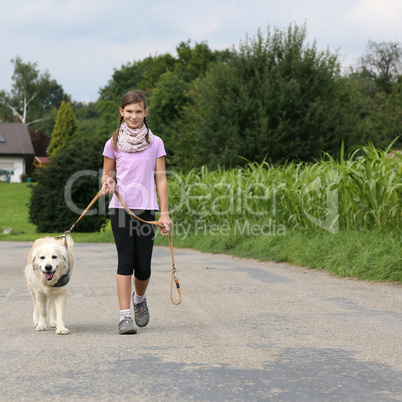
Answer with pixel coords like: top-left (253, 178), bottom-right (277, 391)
top-left (1, 0), bottom-right (401, 103)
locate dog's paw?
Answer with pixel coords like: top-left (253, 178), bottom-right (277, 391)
top-left (50, 321), bottom-right (57, 328)
top-left (56, 327), bottom-right (70, 335)
top-left (36, 323), bottom-right (47, 331)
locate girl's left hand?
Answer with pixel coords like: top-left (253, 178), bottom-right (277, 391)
top-left (158, 214), bottom-right (172, 236)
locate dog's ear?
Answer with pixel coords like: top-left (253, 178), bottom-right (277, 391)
top-left (57, 245), bottom-right (68, 263)
top-left (64, 234), bottom-right (74, 249)
top-left (29, 248), bottom-right (37, 266)
top-left (60, 235), bottom-right (73, 262)
top-left (30, 254), bottom-right (38, 271)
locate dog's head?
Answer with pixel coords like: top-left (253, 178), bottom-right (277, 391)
top-left (31, 242), bottom-right (69, 282)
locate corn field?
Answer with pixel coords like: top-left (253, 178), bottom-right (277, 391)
top-left (166, 143), bottom-right (402, 233)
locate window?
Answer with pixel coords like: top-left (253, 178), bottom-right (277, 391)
top-left (0, 135), bottom-right (5, 143)
top-left (0, 162), bottom-right (14, 171)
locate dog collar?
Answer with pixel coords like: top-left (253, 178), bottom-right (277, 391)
top-left (50, 269), bottom-right (70, 288)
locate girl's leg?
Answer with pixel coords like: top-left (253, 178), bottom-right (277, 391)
top-left (134, 277), bottom-right (150, 297)
top-left (111, 208), bottom-right (137, 333)
top-left (132, 211), bottom-right (155, 328)
top-left (117, 274), bottom-right (132, 309)
top-left (132, 210), bottom-right (155, 289)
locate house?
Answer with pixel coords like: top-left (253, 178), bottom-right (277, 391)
top-left (0, 123), bottom-right (35, 183)
top-left (33, 156), bottom-right (51, 168)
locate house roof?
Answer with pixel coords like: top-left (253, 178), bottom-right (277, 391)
top-left (33, 156), bottom-right (51, 168)
top-left (0, 123), bottom-right (35, 156)
top-left (34, 156), bottom-right (51, 164)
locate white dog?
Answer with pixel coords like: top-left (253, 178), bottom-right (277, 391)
top-left (25, 236), bottom-right (74, 335)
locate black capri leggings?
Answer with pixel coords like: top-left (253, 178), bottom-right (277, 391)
top-left (110, 208), bottom-right (156, 280)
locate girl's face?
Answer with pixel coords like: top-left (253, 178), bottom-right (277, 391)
top-left (120, 102), bottom-right (148, 130)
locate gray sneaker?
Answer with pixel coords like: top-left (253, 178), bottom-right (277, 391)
top-left (118, 316), bottom-right (137, 334)
top-left (133, 296), bottom-right (150, 327)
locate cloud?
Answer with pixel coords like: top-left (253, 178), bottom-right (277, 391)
top-left (3, 0), bottom-right (116, 30)
top-left (148, 0), bottom-right (238, 40)
top-left (1, 0), bottom-right (402, 102)
top-left (344, 0), bottom-right (402, 40)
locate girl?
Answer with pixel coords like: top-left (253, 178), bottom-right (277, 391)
top-left (102, 90), bottom-right (172, 334)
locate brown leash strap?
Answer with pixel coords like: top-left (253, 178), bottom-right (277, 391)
top-left (62, 189), bottom-right (104, 235)
top-left (114, 190), bottom-right (162, 226)
top-left (168, 232), bottom-right (181, 305)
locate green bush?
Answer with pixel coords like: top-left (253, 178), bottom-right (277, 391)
top-left (29, 135), bottom-right (109, 233)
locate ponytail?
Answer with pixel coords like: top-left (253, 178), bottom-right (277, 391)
top-left (112, 115), bottom-right (124, 151)
top-left (144, 116), bottom-right (150, 144)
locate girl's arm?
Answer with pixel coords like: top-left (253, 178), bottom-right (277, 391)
top-left (102, 156), bottom-right (116, 194)
top-left (155, 156), bottom-right (172, 234)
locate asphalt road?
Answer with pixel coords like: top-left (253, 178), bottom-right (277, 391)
top-left (0, 240), bottom-right (401, 401)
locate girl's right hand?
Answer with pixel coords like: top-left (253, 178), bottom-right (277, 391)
top-left (102, 177), bottom-right (116, 194)
top-left (158, 214), bottom-right (173, 236)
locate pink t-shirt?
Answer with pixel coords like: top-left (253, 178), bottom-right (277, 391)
top-left (102, 136), bottom-right (166, 210)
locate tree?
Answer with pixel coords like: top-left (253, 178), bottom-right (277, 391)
top-left (175, 40), bottom-right (233, 81)
top-left (47, 101), bottom-right (78, 157)
top-left (29, 136), bottom-right (108, 233)
top-left (98, 53), bottom-right (176, 102)
top-left (29, 130), bottom-right (50, 156)
top-left (359, 40), bottom-right (402, 94)
top-left (0, 57), bottom-right (69, 128)
top-left (175, 24), bottom-right (357, 169)
top-left (358, 77), bottom-right (402, 148)
top-left (147, 71), bottom-right (191, 156)
top-left (347, 40), bottom-right (402, 148)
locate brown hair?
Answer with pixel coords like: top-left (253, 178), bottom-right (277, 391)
top-left (112, 90), bottom-right (150, 151)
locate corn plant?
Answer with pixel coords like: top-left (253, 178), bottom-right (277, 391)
top-left (167, 142), bottom-right (402, 233)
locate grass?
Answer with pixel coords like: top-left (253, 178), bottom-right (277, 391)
top-left (0, 182), bottom-right (37, 237)
top-left (0, 183), bottom-right (114, 243)
top-left (155, 225), bottom-right (402, 283)
top-left (1, 177), bottom-right (401, 283)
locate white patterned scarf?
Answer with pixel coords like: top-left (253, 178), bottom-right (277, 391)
top-left (117, 122), bottom-right (153, 153)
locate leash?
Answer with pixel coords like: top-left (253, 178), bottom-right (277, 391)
top-left (63, 189), bottom-right (104, 235)
top-left (57, 189), bottom-right (181, 305)
top-left (54, 190), bottom-right (104, 287)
